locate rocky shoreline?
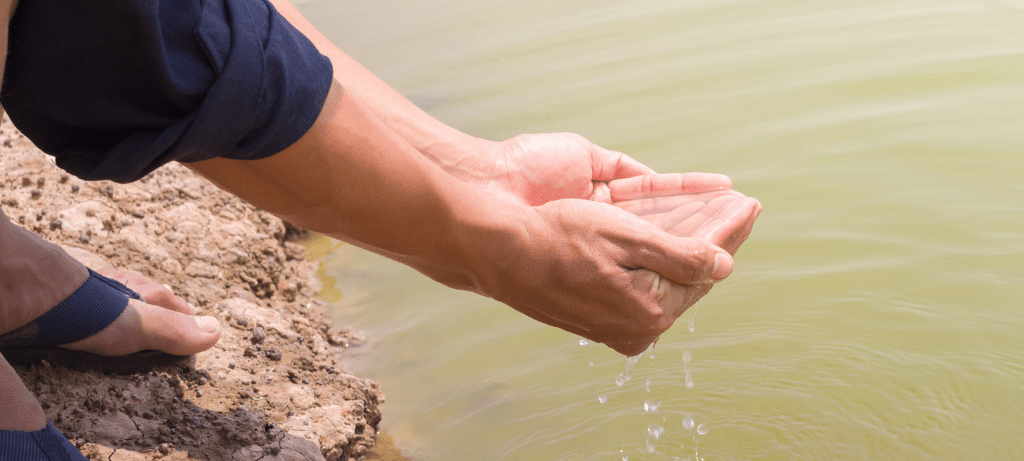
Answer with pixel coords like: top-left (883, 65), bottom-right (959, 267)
top-left (0, 117), bottom-right (383, 461)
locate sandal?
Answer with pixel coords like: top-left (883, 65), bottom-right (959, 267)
top-left (0, 421), bottom-right (86, 461)
top-left (0, 269), bottom-right (189, 373)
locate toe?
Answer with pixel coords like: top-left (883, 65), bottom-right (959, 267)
top-left (61, 300), bottom-right (220, 356)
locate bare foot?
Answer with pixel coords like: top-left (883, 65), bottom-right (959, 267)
top-left (57, 268), bottom-right (221, 357)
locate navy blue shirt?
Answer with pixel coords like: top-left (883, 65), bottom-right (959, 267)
top-left (1, 0), bottom-right (333, 183)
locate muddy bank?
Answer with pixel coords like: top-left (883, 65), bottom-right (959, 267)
top-left (0, 117), bottom-right (383, 461)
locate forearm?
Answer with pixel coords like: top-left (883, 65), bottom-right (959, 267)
top-left (268, 0), bottom-right (488, 169)
top-left (187, 81), bottom-right (521, 292)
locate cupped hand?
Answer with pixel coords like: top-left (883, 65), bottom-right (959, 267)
top-left (599, 186), bottom-right (762, 354)
top-left (478, 197), bottom-right (744, 357)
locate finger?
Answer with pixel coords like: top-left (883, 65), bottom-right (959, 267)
top-left (590, 146), bottom-right (656, 181)
top-left (691, 198), bottom-right (761, 255)
top-left (625, 231), bottom-right (733, 284)
top-left (609, 173), bottom-right (733, 202)
top-left (616, 190), bottom-right (743, 220)
top-left (590, 181), bottom-right (613, 204)
top-left (662, 193), bottom-right (751, 238)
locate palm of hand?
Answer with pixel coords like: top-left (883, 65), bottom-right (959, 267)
top-left (476, 133), bottom-right (652, 206)
top-left (479, 132), bottom-right (758, 251)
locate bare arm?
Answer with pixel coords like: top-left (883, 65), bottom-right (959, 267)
top-left (188, 81), bottom-right (735, 355)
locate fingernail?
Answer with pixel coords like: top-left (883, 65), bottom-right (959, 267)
top-left (712, 253), bottom-right (732, 281)
top-left (196, 316), bottom-right (220, 334)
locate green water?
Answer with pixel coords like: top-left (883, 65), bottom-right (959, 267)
top-left (297, 0), bottom-right (1024, 459)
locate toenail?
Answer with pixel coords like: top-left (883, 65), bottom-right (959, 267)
top-left (196, 316), bottom-right (219, 334)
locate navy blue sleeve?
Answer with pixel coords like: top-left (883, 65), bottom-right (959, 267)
top-left (0, 0), bottom-right (333, 183)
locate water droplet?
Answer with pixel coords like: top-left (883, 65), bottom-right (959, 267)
top-left (589, 360), bottom-right (595, 367)
top-left (688, 312), bottom-right (696, 332)
top-left (682, 415), bottom-right (694, 430)
top-left (598, 395), bottom-right (608, 404)
top-left (622, 456), bottom-right (629, 461)
top-left (697, 423), bottom-right (708, 435)
top-left (579, 338), bottom-right (590, 346)
top-left (645, 435), bottom-right (657, 453)
top-left (682, 350), bottom-right (692, 364)
top-left (647, 423), bottom-right (665, 437)
top-left (643, 399), bottom-right (661, 412)
top-left (685, 370), bottom-right (694, 389)
top-left (647, 338), bottom-right (658, 359)
top-left (645, 378), bottom-right (652, 393)
top-left (616, 353), bottom-right (642, 386)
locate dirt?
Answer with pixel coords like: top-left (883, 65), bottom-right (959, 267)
top-left (0, 116), bottom-right (384, 461)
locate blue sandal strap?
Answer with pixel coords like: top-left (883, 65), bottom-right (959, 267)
top-left (0, 269), bottom-right (140, 348)
top-left (0, 421), bottom-right (86, 461)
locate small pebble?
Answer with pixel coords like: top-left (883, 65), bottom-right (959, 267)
top-left (142, 411), bottom-right (156, 420)
top-left (158, 443), bottom-right (172, 455)
top-left (59, 174), bottom-right (69, 184)
top-left (49, 219), bottom-right (61, 230)
top-left (228, 363), bottom-right (236, 369)
top-left (71, 184), bottom-right (79, 193)
top-left (31, 189), bottom-right (41, 199)
top-left (36, 178), bottom-right (45, 187)
top-left (250, 327), bottom-right (265, 345)
top-left (21, 177), bottom-right (31, 187)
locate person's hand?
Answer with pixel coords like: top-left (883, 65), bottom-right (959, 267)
top-left (445, 133), bottom-right (656, 206)
top-left (472, 194), bottom-right (756, 357)
top-left (597, 182), bottom-right (762, 354)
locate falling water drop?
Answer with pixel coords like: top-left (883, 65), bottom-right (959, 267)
top-left (647, 423), bottom-right (665, 437)
top-left (643, 399), bottom-right (661, 412)
top-left (682, 350), bottom-right (692, 364)
top-left (589, 360), bottom-right (595, 367)
top-left (580, 338), bottom-right (590, 346)
top-left (684, 370), bottom-right (694, 389)
top-left (647, 338), bottom-right (658, 359)
top-left (682, 415), bottom-right (694, 430)
top-left (645, 435), bottom-right (657, 453)
top-left (697, 424), bottom-right (708, 435)
top-left (615, 353), bottom-right (642, 386)
top-left (688, 311), bottom-right (696, 332)
top-left (645, 378), bottom-right (652, 393)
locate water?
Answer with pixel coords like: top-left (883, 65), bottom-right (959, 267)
top-left (683, 416), bottom-right (695, 431)
top-left (299, 0), bottom-right (1024, 459)
top-left (615, 353), bottom-right (644, 387)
